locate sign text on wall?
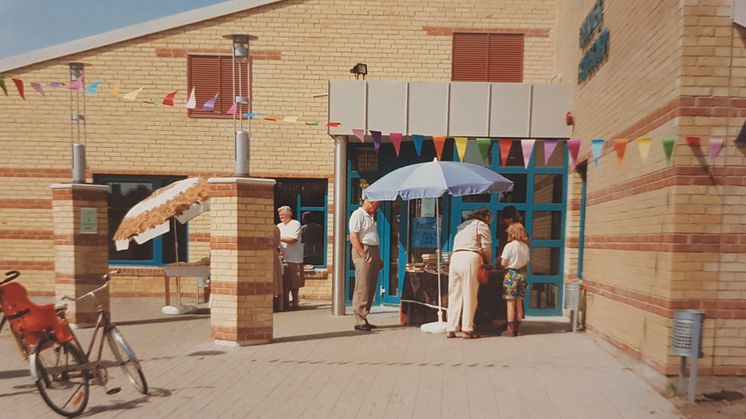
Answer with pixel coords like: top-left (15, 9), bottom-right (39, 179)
top-left (578, 0), bottom-right (609, 83)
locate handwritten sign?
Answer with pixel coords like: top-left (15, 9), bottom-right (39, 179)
top-left (411, 217), bottom-right (438, 248)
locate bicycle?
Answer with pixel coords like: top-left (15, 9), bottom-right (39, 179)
top-left (0, 270), bottom-right (148, 417)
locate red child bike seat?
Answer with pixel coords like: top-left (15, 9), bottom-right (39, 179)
top-left (0, 281), bottom-right (74, 348)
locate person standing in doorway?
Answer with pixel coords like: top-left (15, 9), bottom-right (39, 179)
top-left (349, 199), bottom-right (383, 331)
top-left (277, 206), bottom-right (305, 310)
top-left (446, 207), bottom-right (492, 339)
top-left (500, 222), bottom-right (530, 337)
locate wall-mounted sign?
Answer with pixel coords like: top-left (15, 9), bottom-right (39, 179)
top-left (80, 208), bottom-right (97, 234)
top-left (578, 0), bottom-right (609, 83)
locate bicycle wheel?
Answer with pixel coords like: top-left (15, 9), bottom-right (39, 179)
top-left (31, 340), bottom-right (90, 417)
top-left (106, 326), bottom-right (148, 394)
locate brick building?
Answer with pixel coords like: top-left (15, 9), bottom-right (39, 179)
top-left (0, 0), bottom-right (744, 378)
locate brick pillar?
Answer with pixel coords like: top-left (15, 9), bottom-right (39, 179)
top-left (208, 177), bottom-right (276, 346)
top-left (50, 183), bottom-right (111, 327)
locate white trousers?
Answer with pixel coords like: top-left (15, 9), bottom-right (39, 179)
top-left (446, 251), bottom-right (481, 333)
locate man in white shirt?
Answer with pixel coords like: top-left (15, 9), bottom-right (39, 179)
top-left (349, 199), bottom-right (382, 331)
top-left (277, 206), bottom-right (305, 310)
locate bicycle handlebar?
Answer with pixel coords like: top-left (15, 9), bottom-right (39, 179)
top-left (60, 270), bottom-right (119, 302)
top-left (2, 270), bottom-right (20, 285)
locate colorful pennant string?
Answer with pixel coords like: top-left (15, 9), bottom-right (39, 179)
top-left (455, 137), bottom-right (468, 162)
top-left (47, 81), bottom-right (65, 88)
top-left (122, 86), bottom-right (144, 101)
top-left (326, 121), bottom-right (341, 127)
top-left (499, 139), bottom-right (512, 166)
top-left (685, 136), bottom-right (700, 146)
top-left (433, 136), bottom-right (446, 160)
top-left (12, 79), bottom-right (25, 100)
top-left (567, 138), bottom-right (581, 167)
top-left (662, 137), bottom-right (675, 164)
top-left (352, 128), bottom-right (366, 143)
top-left (142, 98), bottom-right (157, 105)
top-left (185, 87), bottom-right (196, 109)
top-left (161, 89), bottom-right (178, 106)
top-left (226, 103), bottom-right (238, 115)
top-left (108, 84), bottom-right (120, 97)
top-left (370, 130), bottom-right (382, 154)
top-left (85, 81), bottom-right (100, 94)
top-left (709, 138), bottom-right (724, 164)
top-left (305, 120), bottom-right (321, 126)
top-left (521, 139), bottom-right (535, 169)
top-left (243, 112), bottom-right (258, 118)
top-left (390, 132), bottom-right (402, 156)
top-left (476, 138), bottom-right (491, 163)
top-left (30, 82), bottom-right (45, 96)
top-left (202, 92), bottom-right (218, 112)
top-left (591, 139), bottom-right (605, 166)
top-left (0, 77), bottom-right (6, 96)
top-left (413, 134), bottom-right (424, 157)
top-left (543, 139), bottom-right (558, 165)
top-left (636, 137), bottom-right (652, 162)
top-left (68, 76), bottom-right (84, 91)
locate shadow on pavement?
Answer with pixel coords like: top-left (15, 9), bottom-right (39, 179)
top-left (117, 314), bottom-right (210, 326)
top-left (0, 369), bottom-right (29, 380)
top-left (78, 387), bottom-right (172, 417)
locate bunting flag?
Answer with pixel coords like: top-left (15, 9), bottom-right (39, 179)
top-left (11, 79), bottom-right (25, 99)
top-left (413, 134), bottom-right (424, 157)
top-left (737, 121), bottom-right (746, 145)
top-left (30, 82), bottom-right (45, 96)
top-left (85, 81), bottom-right (100, 94)
top-left (636, 137), bottom-right (652, 162)
top-left (454, 137), bottom-right (468, 162)
top-left (141, 98), bottom-right (156, 105)
top-left (433, 136), bottom-right (446, 160)
top-left (476, 138), bottom-right (491, 163)
top-left (108, 83), bottom-right (120, 98)
top-left (202, 92), bottom-right (218, 111)
top-left (568, 138), bottom-right (581, 167)
top-left (0, 77), bottom-right (6, 96)
top-left (48, 81), bottom-right (65, 88)
top-left (709, 138), bottom-right (725, 165)
top-left (122, 86), bottom-right (144, 101)
top-left (352, 128), bottom-right (366, 143)
top-left (543, 139), bottom-right (558, 165)
top-left (306, 120), bottom-right (321, 126)
top-left (283, 115), bottom-right (299, 122)
top-left (685, 136), bottom-right (700, 146)
top-left (68, 76), bottom-right (84, 91)
top-left (499, 139), bottom-right (512, 166)
top-left (390, 132), bottom-right (402, 156)
top-left (614, 138), bottom-right (628, 165)
top-left (226, 103), bottom-right (238, 115)
top-left (591, 139), bottom-right (605, 166)
top-left (161, 89), bottom-right (178, 106)
top-left (263, 115), bottom-right (280, 121)
top-left (521, 139), bottom-right (536, 169)
top-left (662, 137), bottom-right (675, 164)
top-left (185, 87), bottom-right (196, 109)
top-left (370, 130), bottom-right (382, 154)
top-left (243, 112), bottom-right (258, 118)
top-left (326, 121), bottom-right (341, 127)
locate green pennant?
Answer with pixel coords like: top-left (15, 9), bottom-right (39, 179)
top-left (476, 138), bottom-right (491, 162)
top-left (662, 137), bottom-right (675, 164)
top-left (0, 77), bottom-right (7, 96)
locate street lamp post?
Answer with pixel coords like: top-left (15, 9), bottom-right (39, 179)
top-left (223, 34), bottom-right (258, 177)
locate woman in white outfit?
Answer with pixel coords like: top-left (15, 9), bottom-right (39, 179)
top-left (446, 208), bottom-right (492, 339)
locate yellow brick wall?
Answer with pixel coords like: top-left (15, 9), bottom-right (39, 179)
top-left (0, 0), bottom-right (558, 297)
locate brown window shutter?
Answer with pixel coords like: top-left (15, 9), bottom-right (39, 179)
top-left (487, 34), bottom-right (524, 83)
top-left (452, 33), bottom-right (524, 83)
top-left (188, 55), bottom-right (250, 118)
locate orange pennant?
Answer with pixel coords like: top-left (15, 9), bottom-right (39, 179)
top-left (161, 89), bottom-right (179, 106)
top-left (614, 138), bottom-right (628, 164)
top-left (433, 136), bottom-right (446, 160)
top-left (11, 79), bottom-right (25, 100)
top-left (499, 139), bottom-right (512, 166)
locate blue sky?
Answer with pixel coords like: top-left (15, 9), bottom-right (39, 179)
top-left (0, 0), bottom-right (228, 59)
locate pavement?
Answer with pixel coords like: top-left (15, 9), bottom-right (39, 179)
top-left (0, 298), bottom-right (684, 418)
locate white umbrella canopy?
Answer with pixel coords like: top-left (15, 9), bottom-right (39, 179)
top-left (113, 177), bottom-right (211, 251)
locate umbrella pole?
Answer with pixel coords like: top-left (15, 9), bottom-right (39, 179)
top-left (436, 199), bottom-right (443, 323)
top-left (173, 218), bottom-right (182, 307)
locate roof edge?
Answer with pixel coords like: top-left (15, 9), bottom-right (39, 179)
top-left (0, 0), bottom-right (281, 73)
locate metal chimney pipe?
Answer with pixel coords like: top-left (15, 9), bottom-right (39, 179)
top-left (72, 143), bottom-right (86, 183)
top-left (234, 130), bottom-right (249, 177)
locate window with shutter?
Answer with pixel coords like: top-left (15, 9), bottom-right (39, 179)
top-left (187, 55), bottom-right (250, 118)
top-left (452, 33), bottom-right (524, 83)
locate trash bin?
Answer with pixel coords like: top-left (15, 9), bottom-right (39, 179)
top-left (672, 309), bottom-right (704, 402)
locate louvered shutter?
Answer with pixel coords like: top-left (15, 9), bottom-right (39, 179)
top-left (188, 55), bottom-right (250, 118)
top-left (452, 33), bottom-right (489, 82)
top-left (487, 34), bottom-right (524, 83)
top-left (452, 33), bottom-right (524, 83)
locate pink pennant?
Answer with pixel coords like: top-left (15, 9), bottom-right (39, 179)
top-left (47, 81), bottom-right (65, 87)
top-left (543, 140), bottom-right (558, 165)
top-left (30, 82), bottom-right (45, 96)
top-left (521, 140), bottom-right (535, 169)
top-left (390, 132), bottom-right (402, 156)
top-left (709, 138), bottom-right (724, 165)
top-left (202, 92), bottom-right (219, 112)
top-left (568, 138), bottom-right (582, 167)
top-left (68, 76), bottom-right (84, 91)
top-left (352, 128), bottom-right (366, 143)
top-left (226, 103), bottom-right (237, 115)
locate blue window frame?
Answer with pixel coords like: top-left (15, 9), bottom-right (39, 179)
top-left (94, 174), bottom-right (188, 266)
top-left (274, 179), bottom-right (328, 268)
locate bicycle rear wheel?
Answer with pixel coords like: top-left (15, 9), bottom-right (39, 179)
top-left (106, 326), bottom-right (148, 394)
top-left (31, 340), bottom-right (90, 417)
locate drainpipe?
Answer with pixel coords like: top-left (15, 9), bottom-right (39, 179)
top-left (332, 135), bottom-right (347, 316)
